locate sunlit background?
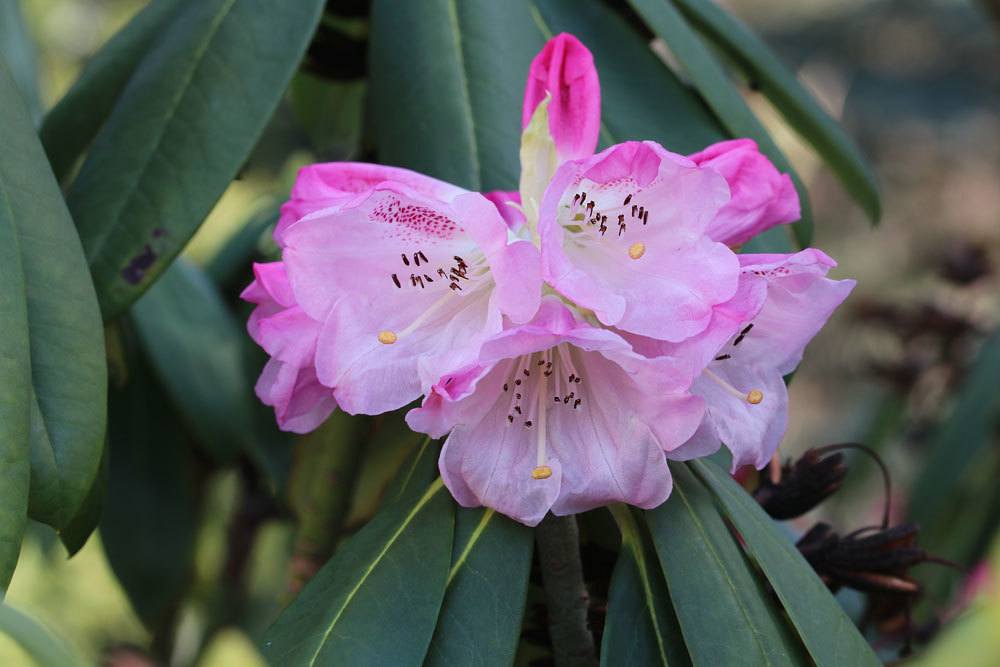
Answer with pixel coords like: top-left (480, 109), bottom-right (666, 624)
top-left (3, 0), bottom-right (999, 664)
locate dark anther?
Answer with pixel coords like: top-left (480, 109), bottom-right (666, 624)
top-left (715, 354), bottom-right (731, 361)
top-left (623, 194), bottom-right (633, 206)
top-left (413, 253), bottom-right (421, 266)
top-left (391, 274), bottom-right (401, 289)
top-left (515, 406), bottom-right (522, 414)
top-left (642, 210), bottom-right (649, 225)
top-left (401, 253), bottom-right (410, 266)
top-left (515, 379), bottom-right (522, 386)
top-left (417, 251), bottom-right (428, 264)
top-left (424, 274), bottom-right (434, 282)
top-left (524, 421), bottom-right (533, 428)
top-left (523, 369), bottom-right (531, 377)
top-left (508, 415), bottom-right (514, 423)
top-left (573, 399), bottom-right (581, 408)
top-left (503, 383), bottom-right (509, 392)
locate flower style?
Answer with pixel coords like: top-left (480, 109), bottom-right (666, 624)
top-left (246, 31), bottom-right (855, 526)
top-left (407, 298), bottom-right (702, 526)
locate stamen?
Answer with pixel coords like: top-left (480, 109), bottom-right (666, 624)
top-left (704, 368), bottom-right (763, 405)
top-left (377, 330), bottom-right (397, 345)
top-left (531, 465), bottom-right (553, 480)
top-left (628, 242), bottom-right (646, 260)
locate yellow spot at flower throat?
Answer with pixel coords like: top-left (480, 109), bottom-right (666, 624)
top-left (628, 242), bottom-right (646, 260)
top-left (377, 330), bottom-right (398, 345)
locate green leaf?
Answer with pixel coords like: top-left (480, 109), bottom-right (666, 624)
top-left (38, 0), bottom-right (187, 182)
top-left (0, 62), bottom-right (107, 533)
top-left (100, 321), bottom-right (198, 629)
top-left (672, 0), bottom-right (881, 223)
top-left (66, 0), bottom-right (325, 321)
top-left (261, 479), bottom-right (454, 666)
top-left (646, 464), bottom-right (807, 666)
top-left (691, 459), bottom-right (881, 667)
top-left (369, 0), bottom-right (546, 190)
top-left (528, 0), bottom-right (726, 154)
top-left (0, 601), bottom-right (89, 667)
top-left (58, 441), bottom-right (109, 556)
top-left (131, 259), bottom-right (256, 463)
top-left (625, 0), bottom-right (811, 248)
top-left (425, 508), bottom-right (534, 667)
top-left (0, 0), bottom-right (41, 123)
top-left (0, 105), bottom-right (30, 590)
top-left (289, 73), bottom-right (366, 160)
top-left (603, 505), bottom-right (691, 667)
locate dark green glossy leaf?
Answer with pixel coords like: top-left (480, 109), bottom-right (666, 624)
top-left (0, 0), bottom-right (40, 123)
top-left (425, 508), bottom-right (534, 667)
top-left (101, 322), bottom-right (198, 629)
top-left (672, 0), bottom-right (880, 223)
top-left (369, 0), bottom-right (545, 190)
top-left (58, 441), bottom-right (108, 556)
top-left (289, 73), bottom-right (366, 160)
top-left (0, 62), bottom-right (106, 533)
top-left (38, 0), bottom-right (186, 182)
top-left (529, 0), bottom-right (726, 154)
top-left (261, 479), bottom-right (454, 666)
top-left (603, 506), bottom-right (691, 667)
top-left (66, 0), bottom-right (325, 320)
top-left (647, 464), bottom-right (807, 666)
top-left (691, 459), bottom-right (881, 667)
top-left (625, 0), bottom-right (811, 248)
top-left (132, 259), bottom-right (255, 463)
top-left (381, 431), bottom-right (439, 508)
top-left (0, 601), bottom-right (89, 667)
top-left (0, 66), bottom-right (30, 586)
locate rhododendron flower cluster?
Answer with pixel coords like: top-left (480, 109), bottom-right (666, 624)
top-left (243, 34), bottom-right (854, 526)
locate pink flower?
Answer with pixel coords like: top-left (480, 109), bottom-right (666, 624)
top-left (688, 138), bottom-right (800, 246)
top-left (632, 249), bottom-right (856, 469)
top-left (241, 262), bottom-right (336, 433)
top-left (522, 33), bottom-right (601, 163)
top-left (243, 32), bottom-right (854, 528)
top-left (406, 299), bottom-right (702, 526)
top-left (279, 182), bottom-right (541, 416)
top-left (539, 140), bottom-right (739, 340)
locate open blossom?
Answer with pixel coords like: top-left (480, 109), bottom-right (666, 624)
top-left (627, 249), bottom-right (855, 470)
top-left (246, 31), bottom-right (855, 526)
top-left (244, 164), bottom-right (541, 420)
top-left (407, 298), bottom-right (702, 526)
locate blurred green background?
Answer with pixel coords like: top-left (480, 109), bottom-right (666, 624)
top-left (3, 0), bottom-right (999, 664)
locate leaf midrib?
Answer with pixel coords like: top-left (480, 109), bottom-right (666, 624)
top-left (83, 0), bottom-right (239, 267)
top-left (308, 478), bottom-right (445, 666)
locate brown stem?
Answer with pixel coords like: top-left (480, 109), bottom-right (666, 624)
top-left (535, 514), bottom-right (598, 667)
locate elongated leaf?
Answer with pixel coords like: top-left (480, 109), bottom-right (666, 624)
top-left (0, 601), bottom-right (89, 667)
top-left (132, 259), bottom-right (255, 463)
top-left (101, 321), bottom-right (198, 630)
top-left (425, 508), bottom-right (533, 667)
top-left (0, 62), bottom-right (106, 532)
top-left (0, 82), bottom-right (30, 587)
top-left (58, 441), bottom-right (108, 556)
top-left (909, 329), bottom-right (1000, 524)
top-left (528, 0), bottom-right (725, 154)
top-left (261, 479), bottom-right (454, 666)
top-left (625, 0), bottom-right (811, 248)
top-left (0, 0), bottom-right (40, 123)
top-left (603, 506), bottom-right (691, 667)
top-left (38, 0), bottom-right (186, 182)
top-left (369, 0), bottom-right (545, 190)
top-left (672, 0), bottom-right (880, 222)
top-left (66, 0), bottom-right (325, 320)
top-left (647, 465), bottom-right (807, 666)
top-left (691, 459), bottom-right (881, 667)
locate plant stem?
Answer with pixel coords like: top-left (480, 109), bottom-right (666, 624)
top-left (535, 514), bottom-right (598, 667)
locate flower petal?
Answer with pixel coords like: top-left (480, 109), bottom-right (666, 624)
top-left (540, 141), bottom-right (738, 340)
top-left (522, 33), bottom-right (601, 162)
top-left (738, 248), bottom-right (856, 374)
top-left (482, 190), bottom-right (525, 230)
top-left (275, 162), bottom-right (468, 244)
top-left (255, 358), bottom-right (337, 434)
top-left (690, 139), bottom-right (800, 246)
